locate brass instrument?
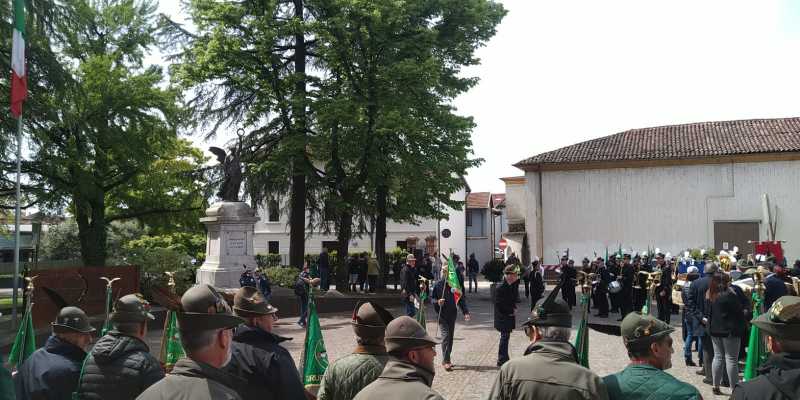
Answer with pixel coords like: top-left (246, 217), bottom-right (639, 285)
top-left (791, 277), bottom-right (800, 296)
top-left (753, 268), bottom-right (766, 313)
top-left (576, 271), bottom-right (594, 296)
top-left (645, 270), bottom-right (662, 301)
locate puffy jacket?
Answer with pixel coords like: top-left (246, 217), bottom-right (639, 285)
top-left (77, 331), bottom-right (164, 400)
top-left (224, 325), bottom-right (306, 400)
top-left (707, 289), bottom-right (746, 338)
top-left (318, 345), bottom-right (390, 400)
top-left (494, 280), bottom-right (516, 332)
top-left (15, 335), bottom-right (86, 400)
top-left (732, 352), bottom-right (800, 400)
top-left (487, 340), bottom-right (608, 400)
top-left (353, 359), bottom-right (444, 400)
top-left (603, 364), bottom-right (700, 400)
top-left (135, 358), bottom-right (243, 400)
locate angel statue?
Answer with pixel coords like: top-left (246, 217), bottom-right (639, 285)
top-left (209, 138), bottom-right (243, 202)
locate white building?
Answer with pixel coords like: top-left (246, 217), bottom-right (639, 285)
top-left (253, 186), bottom-right (468, 260)
top-left (504, 117), bottom-right (800, 264)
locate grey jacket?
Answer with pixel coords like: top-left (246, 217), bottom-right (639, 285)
top-left (135, 358), bottom-right (244, 400)
top-left (353, 359), bottom-right (445, 400)
top-left (486, 340), bottom-right (609, 400)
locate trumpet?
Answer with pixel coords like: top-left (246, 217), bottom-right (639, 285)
top-left (645, 270), bottom-right (663, 299)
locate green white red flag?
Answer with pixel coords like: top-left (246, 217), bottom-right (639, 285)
top-left (10, 0), bottom-right (27, 118)
top-left (446, 255), bottom-right (462, 305)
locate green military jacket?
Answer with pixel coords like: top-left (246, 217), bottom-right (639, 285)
top-left (352, 359), bottom-right (444, 400)
top-left (486, 340), bottom-right (609, 400)
top-left (318, 345), bottom-right (391, 400)
top-left (603, 364), bottom-right (700, 400)
top-left (135, 357), bottom-right (243, 400)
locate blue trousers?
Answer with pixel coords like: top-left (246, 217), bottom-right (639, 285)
top-left (297, 295), bottom-right (309, 325)
top-left (683, 316), bottom-right (702, 362)
top-left (404, 297), bottom-right (417, 317)
top-left (498, 330), bottom-right (511, 365)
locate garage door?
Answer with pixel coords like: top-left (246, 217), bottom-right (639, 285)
top-left (714, 222), bottom-right (759, 256)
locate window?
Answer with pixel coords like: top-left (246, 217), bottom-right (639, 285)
top-left (466, 210), bottom-right (472, 227)
top-left (268, 241), bottom-right (279, 254)
top-left (267, 200), bottom-right (280, 222)
top-left (396, 241), bottom-right (407, 251)
top-left (322, 241), bottom-right (338, 252)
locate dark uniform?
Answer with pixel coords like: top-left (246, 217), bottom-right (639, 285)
top-left (494, 266), bottom-right (518, 366)
top-left (529, 262), bottom-right (545, 311)
top-left (226, 287), bottom-right (305, 400)
top-left (732, 295), bottom-right (800, 400)
top-left (15, 307), bottom-right (95, 400)
top-left (432, 278), bottom-right (470, 366)
top-left (655, 255), bottom-right (673, 323)
top-left (603, 313), bottom-right (700, 400)
top-left (77, 295), bottom-right (163, 400)
top-left (595, 258), bottom-right (611, 317)
top-left (400, 256), bottom-right (420, 317)
top-left (618, 255), bottom-right (635, 320)
top-left (487, 283), bottom-right (609, 400)
top-left (608, 257), bottom-right (621, 313)
top-left (560, 258), bottom-right (577, 309)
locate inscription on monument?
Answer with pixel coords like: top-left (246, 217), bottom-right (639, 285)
top-left (227, 232), bottom-right (246, 256)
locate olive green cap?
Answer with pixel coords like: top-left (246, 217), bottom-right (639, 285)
top-left (52, 306), bottom-right (96, 334)
top-left (233, 286), bottom-right (278, 318)
top-left (177, 285), bottom-right (244, 332)
top-left (110, 294), bottom-right (155, 324)
top-left (351, 301), bottom-right (394, 339)
top-left (621, 312), bottom-right (674, 346)
top-left (385, 316), bottom-right (439, 353)
top-left (522, 281), bottom-right (572, 328)
top-left (752, 296), bottom-right (800, 340)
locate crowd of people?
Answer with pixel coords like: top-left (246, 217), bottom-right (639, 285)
top-left (6, 246), bottom-right (800, 400)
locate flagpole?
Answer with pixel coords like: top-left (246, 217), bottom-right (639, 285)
top-left (12, 115), bottom-right (23, 327)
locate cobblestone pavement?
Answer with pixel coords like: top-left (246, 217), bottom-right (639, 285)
top-left (146, 282), bottom-right (724, 399)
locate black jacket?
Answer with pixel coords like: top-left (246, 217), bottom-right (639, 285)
top-left (77, 331), bottom-right (164, 400)
top-left (732, 352), bottom-right (800, 400)
top-left (400, 265), bottom-right (419, 295)
top-left (318, 251), bottom-right (329, 269)
top-left (494, 280), bottom-right (516, 332)
top-left (687, 275), bottom-right (711, 336)
top-left (15, 335), bottom-right (86, 400)
top-left (432, 279), bottom-right (469, 322)
top-left (707, 289), bottom-right (746, 338)
top-left (225, 325), bottom-right (306, 400)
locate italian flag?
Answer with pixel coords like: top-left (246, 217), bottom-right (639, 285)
top-left (10, 0), bottom-right (26, 118)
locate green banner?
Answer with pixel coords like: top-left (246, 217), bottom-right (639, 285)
top-left (302, 295), bottom-right (328, 391)
top-left (743, 293), bottom-right (767, 381)
top-left (8, 305), bottom-right (36, 368)
top-left (572, 292), bottom-right (590, 368)
top-left (160, 311), bottom-right (185, 370)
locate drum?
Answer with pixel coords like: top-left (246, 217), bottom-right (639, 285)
top-left (608, 280), bottom-right (622, 294)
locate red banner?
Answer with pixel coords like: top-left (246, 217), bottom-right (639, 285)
top-left (754, 241), bottom-right (784, 265)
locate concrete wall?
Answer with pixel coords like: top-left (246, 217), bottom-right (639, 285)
top-left (521, 160), bottom-right (800, 264)
top-left (467, 238), bottom-right (492, 267)
top-left (466, 209), bottom-right (486, 237)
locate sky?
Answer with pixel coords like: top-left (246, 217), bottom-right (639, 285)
top-left (157, 0), bottom-right (800, 194)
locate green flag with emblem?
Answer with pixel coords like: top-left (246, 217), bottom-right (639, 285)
top-left (743, 290), bottom-right (767, 380)
top-left (301, 293), bottom-right (328, 392)
top-left (573, 289), bottom-right (590, 368)
top-left (8, 292), bottom-right (35, 369)
top-left (159, 310), bottom-right (185, 371)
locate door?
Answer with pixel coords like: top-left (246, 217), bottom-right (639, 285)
top-left (714, 222), bottom-right (759, 256)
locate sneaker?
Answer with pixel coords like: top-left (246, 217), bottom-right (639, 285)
top-left (685, 359), bottom-right (697, 367)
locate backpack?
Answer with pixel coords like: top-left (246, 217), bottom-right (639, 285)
top-left (293, 277), bottom-right (307, 297)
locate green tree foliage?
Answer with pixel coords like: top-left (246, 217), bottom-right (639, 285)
top-left (3, 0), bottom-right (207, 266)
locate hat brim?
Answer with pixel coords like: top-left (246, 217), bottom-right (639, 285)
top-left (624, 328), bottom-right (675, 345)
top-left (520, 312), bottom-right (573, 329)
top-left (234, 305), bottom-right (278, 318)
top-left (178, 312), bottom-right (244, 331)
top-left (752, 313), bottom-right (800, 340)
top-left (52, 323), bottom-right (96, 334)
top-left (386, 337), bottom-right (440, 353)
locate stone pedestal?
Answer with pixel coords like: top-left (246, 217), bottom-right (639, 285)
top-left (196, 202), bottom-right (260, 288)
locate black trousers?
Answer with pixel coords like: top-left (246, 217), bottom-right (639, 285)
top-left (610, 292), bottom-right (620, 312)
top-left (620, 289), bottom-right (633, 317)
top-left (523, 279), bottom-right (530, 298)
top-left (562, 285), bottom-right (576, 309)
top-left (440, 317), bottom-right (456, 364)
top-left (498, 329), bottom-right (511, 365)
top-left (657, 296), bottom-right (671, 323)
top-left (595, 290), bottom-right (609, 315)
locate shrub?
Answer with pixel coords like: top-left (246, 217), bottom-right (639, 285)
top-left (265, 266), bottom-right (300, 288)
top-left (481, 259), bottom-right (506, 283)
top-left (125, 232), bottom-right (206, 264)
top-left (127, 247), bottom-right (196, 300)
top-left (255, 253), bottom-right (283, 268)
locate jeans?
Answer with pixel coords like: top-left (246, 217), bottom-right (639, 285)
top-left (711, 335), bottom-right (740, 388)
top-left (440, 318), bottom-right (456, 364)
top-left (297, 295), bottom-right (309, 326)
top-left (498, 330), bottom-right (511, 365)
top-left (683, 322), bottom-right (702, 362)
top-left (404, 296), bottom-right (417, 317)
top-left (468, 274), bottom-right (478, 293)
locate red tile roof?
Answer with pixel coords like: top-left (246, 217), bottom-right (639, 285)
top-left (491, 193), bottom-right (505, 207)
top-left (515, 117), bottom-right (800, 168)
top-left (466, 192), bottom-right (490, 209)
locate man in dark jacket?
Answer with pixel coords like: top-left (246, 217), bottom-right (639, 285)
top-left (595, 256), bottom-right (611, 317)
top-left (618, 253), bottom-right (635, 321)
top-left (494, 265), bottom-right (518, 367)
top-left (77, 295), bottom-right (163, 400)
top-left (319, 247), bottom-right (330, 291)
top-left (655, 252), bottom-right (674, 324)
top-left (608, 255), bottom-right (621, 313)
top-left (319, 302), bottom-right (394, 400)
top-left (487, 284), bottom-right (608, 400)
top-left (687, 263), bottom-right (716, 383)
top-left (732, 295), bottom-right (800, 400)
top-left (432, 263), bottom-right (471, 371)
top-left (137, 285), bottom-right (246, 400)
top-left (529, 258), bottom-right (545, 312)
top-left (764, 265), bottom-right (789, 310)
top-left (400, 254), bottom-right (420, 317)
top-left (560, 256), bottom-right (577, 310)
top-left (225, 286), bottom-right (306, 400)
top-left (467, 253), bottom-right (480, 293)
top-left (15, 306), bottom-right (95, 400)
